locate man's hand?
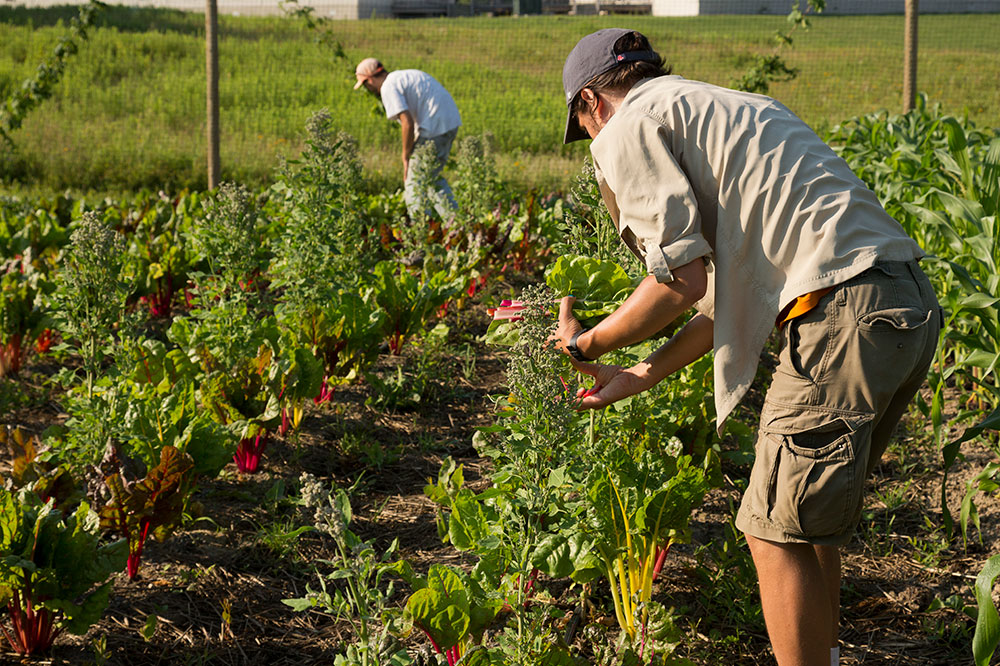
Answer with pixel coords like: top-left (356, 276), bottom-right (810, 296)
top-left (553, 295), bottom-right (585, 355)
top-left (572, 361), bottom-right (651, 409)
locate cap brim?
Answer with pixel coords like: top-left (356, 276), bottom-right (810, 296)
top-left (563, 106), bottom-right (589, 144)
top-left (353, 77), bottom-right (365, 90)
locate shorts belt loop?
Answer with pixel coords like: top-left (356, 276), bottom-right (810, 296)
top-left (837, 281), bottom-right (847, 306)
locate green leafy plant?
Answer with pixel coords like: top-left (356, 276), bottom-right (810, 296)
top-left (0, 254), bottom-right (49, 377)
top-left (1, 427), bottom-right (80, 513)
top-left (394, 564), bottom-right (502, 666)
top-left (0, 0), bottom-right (104, 148)
top-left (284, 475), bottom-right (411, 666)
top-left (0, 487), bottom-right (127, 656)
top-left (973, 553), bottom-right (1000, 666)
top-left (372, 261), bottom-right (463, 356)
top-left (52, 211), bottom-right (137, 397)
top-left (99, 445), bottom-right (195, 580)
top-left (122, 191), bottom-right (203, 318)
top-left (731, 0), bottom-right (826, 94)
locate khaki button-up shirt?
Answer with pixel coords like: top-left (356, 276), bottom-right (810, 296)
top-left (589, 76), bottom-right (924, 430)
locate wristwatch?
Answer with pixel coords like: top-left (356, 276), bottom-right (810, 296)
top-left (565, 329), bottom-right (593, 362)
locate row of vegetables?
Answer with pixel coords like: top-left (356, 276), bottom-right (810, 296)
top-left (0, 115), bottom-right (559, 658)
top-left (1, 98), bottom-right (999, 664)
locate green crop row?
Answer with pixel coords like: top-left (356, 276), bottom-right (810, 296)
top-left (1, 7), bottom-right (999, 195)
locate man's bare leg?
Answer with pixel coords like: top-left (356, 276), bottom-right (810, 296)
top-left (745, 535), bottom-right (840, 666)
top-left (815, 544), bottom-right (841, 655)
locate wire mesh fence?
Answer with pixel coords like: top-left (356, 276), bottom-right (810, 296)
top-left (1, 2), bottom-right (998, 193)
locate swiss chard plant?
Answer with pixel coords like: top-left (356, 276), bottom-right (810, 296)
top-left (581, 450), bottom-right (708, 649)
top-left (485, 255), bottom-right (636, 347)
top-left (372, 261), bottom-right (463, 356)
top-left (1, 427), bottom-right (80, 513)
top-left (0, 253), bottom-right (50, 378)
top-left (99, 445), bottom-right (195, 580)
top-left (0, 487), bottom-right (127, 656)
top-left (393, 563), bottom-right (502, 666)
top-left (121, 191), bottom-right (202, 318)
top-left (120, 338), bottom-right (234, 478)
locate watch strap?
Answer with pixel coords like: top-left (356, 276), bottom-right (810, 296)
top-left (566, 329), bottom-right (593, 362)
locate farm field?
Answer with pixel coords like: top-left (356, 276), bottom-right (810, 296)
top-left (2, 6), bottom-right (1000, 665)
top-left (2, 90), bottom-right (1000, 664)
top-left (1, 8), bottom-right (999, 194)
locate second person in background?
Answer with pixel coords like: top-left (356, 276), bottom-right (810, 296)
top-left (353, 57), bottom-right (461, 220)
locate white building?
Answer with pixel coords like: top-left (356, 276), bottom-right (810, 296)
top-left (650, 0), bottom-right (999, 16)
top-left (9, 0), bottom-right (1000, 17)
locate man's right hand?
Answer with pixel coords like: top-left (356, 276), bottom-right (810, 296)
top-left (572, 361), bottom-right (652, 409)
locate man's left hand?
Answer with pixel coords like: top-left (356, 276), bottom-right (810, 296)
top-left (553, 295), bottom-right (585, 357)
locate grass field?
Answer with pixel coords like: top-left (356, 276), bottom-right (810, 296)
top-left (1, 7), bottom-right (999, 194)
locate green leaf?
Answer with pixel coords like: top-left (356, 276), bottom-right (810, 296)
top-left (405, 588), bottom-right (469, 651)
top-left (530, 531), bottom-right (595, 580)
top-left (281, 597), bottom-right (317, 612)
top-left (973, 554), bottom-right (1000, 666)
top-left (960, 293), bottom-right (1000, 311)
top-left (544, 255), bottom-right (634, 304)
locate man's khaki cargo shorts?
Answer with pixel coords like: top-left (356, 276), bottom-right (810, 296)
top-left (735, 259), bottom-right (942, 546)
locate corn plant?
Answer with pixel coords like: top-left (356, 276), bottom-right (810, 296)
top-left (832, 98), bottom-right (1000, 534)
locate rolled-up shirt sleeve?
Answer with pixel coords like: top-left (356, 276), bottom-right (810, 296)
top-left (591, 110), bottom-right (712, 283)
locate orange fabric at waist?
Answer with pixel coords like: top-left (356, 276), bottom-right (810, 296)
top-left (776, 287), bottom-right (835, 329)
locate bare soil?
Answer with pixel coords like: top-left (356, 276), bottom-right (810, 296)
top-left (1, 320), bottom-right (998, 666)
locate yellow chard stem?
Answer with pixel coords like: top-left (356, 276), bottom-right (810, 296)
top-left (605, 557), bottom-right (629, 637)
top-left (617, 555), bottom-right (636, 639)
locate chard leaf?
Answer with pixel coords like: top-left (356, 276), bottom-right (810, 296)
top-left (636, 461), bottom-right (709, 540)
top-left (544, 255), bottom-right (633, 304)
top-left (530, 531), bottom-right (600, 583)
top-left (425, 605), bottom-right (469, 652)
top-left (426, 565), bottom-right (470, 615)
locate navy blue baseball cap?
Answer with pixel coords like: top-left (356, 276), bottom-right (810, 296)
top-left (562, 28), bottom-right (658, 144)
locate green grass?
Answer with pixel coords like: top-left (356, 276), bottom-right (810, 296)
top-left (1, 7), bottom-right (999, 195)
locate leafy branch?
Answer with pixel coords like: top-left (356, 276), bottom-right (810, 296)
top-left (0, 1), bottom-right (105, 148)
top-left (732, 0), bottom-right (825, 94)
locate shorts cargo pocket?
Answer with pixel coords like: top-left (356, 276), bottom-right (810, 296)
top-left (857, 306), bottom-right (933, 332)
top-left (763, 413), bottom-right (873, 540)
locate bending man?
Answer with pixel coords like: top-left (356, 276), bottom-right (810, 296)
top-left (554, 28), bottom-right (941, 666)
top-left (354, 57), bottom-right (461, 219)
